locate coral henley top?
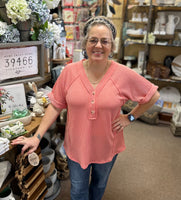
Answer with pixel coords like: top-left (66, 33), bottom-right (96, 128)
top-left (48, 60), bottom-right (158, 169)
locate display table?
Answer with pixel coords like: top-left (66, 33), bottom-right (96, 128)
top-left (6, 117), bottom-right (42, 151)
top-left (0, 117), bottom-right (47, 200)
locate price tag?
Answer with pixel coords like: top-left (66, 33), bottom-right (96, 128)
top-left (0, 46), bottom-right (38, 81)
top-left (28, 152), bottom-right (40, 166)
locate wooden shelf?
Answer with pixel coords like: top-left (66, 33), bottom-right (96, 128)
top-left (154, 34), bottom-right (174, 40)
top-left (9, 117), bottom-right (42, 152)
top-left (52, 58), bottom-right (71, 65)
top-left (127, 34), bottom-right (144, 38)
top-left (149, 43), bottom-right (181, 47)
top-left (129, 20), bottom-right (148, 24)
top-left (108, 17), bottom-right (122, 20)
top-left (155, 6), bottom-right (181, 11)
top-left (38, 73), bottom-right (51, 85)
top-left (128, 4), bottom-right (150, 9)
top-left (24, 117), bottom-right (42, 135)
top-left (145, 76), bottom-right (181, 83)
top-left (0, 116), bottom-right (42, 156)
top-left (24, 73), bottom-right (51, 93)
top-left (0, 117), bottom-right (42, 154)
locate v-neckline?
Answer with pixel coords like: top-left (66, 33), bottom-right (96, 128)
top-left (80, 60), bottom-right (114, 94)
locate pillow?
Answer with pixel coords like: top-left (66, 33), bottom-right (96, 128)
top-left (122, 100), bottom-right (162, 125)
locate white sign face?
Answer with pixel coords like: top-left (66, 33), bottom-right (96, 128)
top-left (0, 46), bottom-right (38, 81)
top-left (0, 83), bottom-right (27, 114)
top-left (28, 152), bottom-right (40, 166)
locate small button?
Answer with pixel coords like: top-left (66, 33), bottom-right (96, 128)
top-left (91, 100), bottom-right (95, 104)
top-left (91, 110), bottom-right (95, 114)
top-left (92, 91), bottom-right (95, 95)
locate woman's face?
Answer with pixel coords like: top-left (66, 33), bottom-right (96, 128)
top-left (85, 25), bottom-right (112, 62)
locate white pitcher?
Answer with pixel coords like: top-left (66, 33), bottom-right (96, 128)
top-left (166, 15), bottom-right (180, 35)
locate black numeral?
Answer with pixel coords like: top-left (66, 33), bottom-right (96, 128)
top-left (5, 59), bottom-right (9, 67)
top-left (4, 56), bottom-right (33, 68)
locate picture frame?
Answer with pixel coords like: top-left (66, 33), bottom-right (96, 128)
top-left (0, 83), bottom-right (27, 115)
top-left (0, 41), bottom-right (44, 86)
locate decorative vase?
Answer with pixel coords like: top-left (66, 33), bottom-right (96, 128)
top-left (166, 15), bottom-right (180, 35)
top-left (0, 0), bottom-right (11, 24)
top-left (16, 20), bottom-right (31, 41)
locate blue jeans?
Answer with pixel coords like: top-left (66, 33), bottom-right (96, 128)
top-left (67, 154), bottom-right (117, 200)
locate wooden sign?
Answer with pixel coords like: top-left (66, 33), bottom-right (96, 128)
top-left (0, 46), bottom-right (38, 81)
top-left (0, 41), bottom-right (44, 86)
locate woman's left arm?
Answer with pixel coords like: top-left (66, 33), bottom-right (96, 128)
top-left (112, 91), bottom-right (160, 132)
top-left (128, 90), bottom-right (160, 120)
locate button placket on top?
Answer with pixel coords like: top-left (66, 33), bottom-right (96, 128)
top-left (89, 90), bottom-right (96, 119)
top-left (80, 60), bottom-right (115, 121)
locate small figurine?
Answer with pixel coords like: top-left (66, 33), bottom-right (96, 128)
top-left (28, 82), bottom-right (48, 117)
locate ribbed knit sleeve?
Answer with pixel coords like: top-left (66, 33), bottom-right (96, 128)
top-left (48, 62), bottom-right (80, 110)
top-left (111, 63), bottom-right (158, 104)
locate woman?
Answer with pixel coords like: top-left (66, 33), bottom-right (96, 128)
top-left (12, 16), bottom-right (160, 200)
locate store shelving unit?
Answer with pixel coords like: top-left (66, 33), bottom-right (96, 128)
top-left (118, 0), bottom-right (152, 72)
top-left (118, 0), bottom-right (181, 91)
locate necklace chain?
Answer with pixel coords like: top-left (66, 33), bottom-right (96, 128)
top-left (86, 61), bottom-right (109, 84)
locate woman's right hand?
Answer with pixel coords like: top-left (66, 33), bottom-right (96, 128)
top-left (11, 135), bottom-right (40, 155)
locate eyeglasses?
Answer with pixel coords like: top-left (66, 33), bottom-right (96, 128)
top-left (87, 37), bottom-right (112, 46)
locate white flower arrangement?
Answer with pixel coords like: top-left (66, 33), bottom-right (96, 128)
top-left (44, 0), bottom-right (60, 9)
top-left (1, 0), bottom-right (61, 45)
top-left (0, 21), bottom-right (8, 36)
top-left (48, 22), bottom-right (61, 43)
top-left (6, 0), bottom-right (32, 24)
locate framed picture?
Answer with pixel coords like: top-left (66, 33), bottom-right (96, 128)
top-left (0, 41), bottom-right (44, 86)
top-left (0, 83), bottom-right (27, 115)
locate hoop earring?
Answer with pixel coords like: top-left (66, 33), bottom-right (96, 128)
top-left (82, 49), bottom-right (88, 59)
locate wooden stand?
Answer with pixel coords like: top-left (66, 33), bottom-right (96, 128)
top-left (0, 117), bottom-right (47, 200)
top-left (15, 147), bottom-right (47, 200)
